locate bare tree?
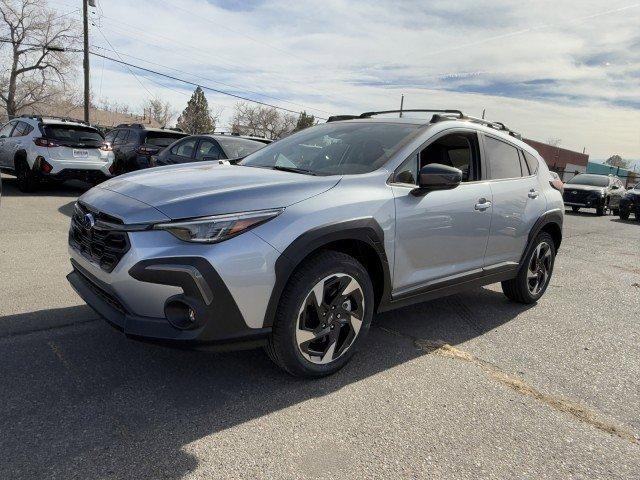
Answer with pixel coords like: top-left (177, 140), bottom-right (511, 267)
top-left (604, 154), bottom-right (629, 169)
top-left (0, 0), bottom-right (79, 118)
top-left (143, 96), bottom-right (175, 127)
top-left (231, 102), bottom-right (296, 139)
top-left (546, 137), bottom-right (562, 147)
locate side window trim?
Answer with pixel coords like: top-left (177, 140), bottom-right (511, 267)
top-left (390, 128), bottom-right (483, 186)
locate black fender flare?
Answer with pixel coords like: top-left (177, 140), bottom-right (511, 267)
top-left (519, 209), bottom-right (563, 265)
top-left (263, 218), bottom-right (392, 327)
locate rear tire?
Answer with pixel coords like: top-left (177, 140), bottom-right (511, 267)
top-left (266, 250), bottom-right (374, 378)
top-left (16, 158), bottom-right (37, 193)
top-left (571, 206), bottom-right (580, 213)
top-left (502, 232), bottom-right (556, 304)
top-left (618, 210), bottom-right (629, 220)
top-left (612, 208), bottom-right (619, 215)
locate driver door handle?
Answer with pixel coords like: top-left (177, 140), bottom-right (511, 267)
top-left (528, 189), bottom-right (539, 199)
top-left (475, 198), bottom-right (492, 211)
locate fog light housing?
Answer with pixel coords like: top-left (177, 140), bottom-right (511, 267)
top-left (164, 297), bottom-right (200, 330)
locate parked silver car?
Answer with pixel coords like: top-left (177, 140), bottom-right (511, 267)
top-left (67, 109), bottom-right (564, 377)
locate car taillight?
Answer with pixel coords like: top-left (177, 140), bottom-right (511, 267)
top-left (33, 137), bottom-right (59, 147)
top-left (100, 142), bottom-right (113, 151)
top-left (550, 179), bottom-right (564, 193)
top-left (37, 157), bottom-right (53, 173)
top-left (108, 163), bottom-right (115, 174)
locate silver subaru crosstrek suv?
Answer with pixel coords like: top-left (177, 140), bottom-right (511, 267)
top-left (67, 110), bottom-right (564, 377)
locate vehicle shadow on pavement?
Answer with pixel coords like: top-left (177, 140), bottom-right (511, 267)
top-left (0, 175), bottom-right (90, 198)
top-left (0, 288), bottom-right (530, 479)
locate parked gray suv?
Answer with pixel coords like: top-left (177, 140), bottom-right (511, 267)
top-left (67, 110), bottom-right (564, 377)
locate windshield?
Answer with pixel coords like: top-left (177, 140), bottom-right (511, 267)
top-left (239, 122), bottom-right (420, 175)
top-left (144, 131), bottom-right (186, 147)
top-left (566, 174), bottom-right (609, 187)
top-left (216, 137), bottom-right (264, 158)
top-left (42, 125), bottom-right (103, 146)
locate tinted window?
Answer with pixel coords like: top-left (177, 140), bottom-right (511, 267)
top-left (419, 132), bottom-right (477, 182)
top-left (104, 130), bottom-right (117, 143)
top-left (485, 136), bottom-right (522, 179)
top-left (0, 122), bottom-right (15, 138)
top-left (144, 131), bottom-right (185, 147)
top-left (11, 121), bottom-right (32, 137)
top-left (170, 138), bottom-right (197, 158)
top-left (216, 137), bottom-right (263, 159)
top-left (113, 130), bottom-right (129, 144)
top-left (566, 174), bottom-right (608, 187)
top-left (394, 156), bottom-right (417, 184)
top-left (523, 151), bottom-right (539, 174)
top-left (42, 124), bottom-right (104, 145)
top-left (196, 139), bottom-right (223, 160)
top-left (240, 122), bottom-right (420, 175)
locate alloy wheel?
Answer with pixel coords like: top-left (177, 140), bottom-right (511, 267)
top-left (527, 242), bottom-right (552, 296)
top-left (295, 274), bottom-right (365, 364)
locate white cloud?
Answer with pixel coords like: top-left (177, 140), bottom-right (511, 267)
top-left (49, 0), bottom-right (640, 158)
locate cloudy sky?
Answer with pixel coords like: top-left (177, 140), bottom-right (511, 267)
top-left (50, 0), bottom-right (640, 161)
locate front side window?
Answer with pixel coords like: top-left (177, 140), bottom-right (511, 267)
top-left (419, 132), bottom-right (477, 182)
top-left (216, 137), bottom-right (263, 159)
top-left (485, 136), bottom-right (522, 179)
top-left (196, 139), bottom-right (223, 160)
top-left (171, 138), bottom-right (196, 158)
top-left (566, 174), bottom-right (609, 187)
top-left (239, 122), bottom-right (420, 175)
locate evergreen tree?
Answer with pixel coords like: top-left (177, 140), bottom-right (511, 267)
top-left (294, 111), bottom-right (315, 132)
top-left (176, 87), bottom-right (214, 134)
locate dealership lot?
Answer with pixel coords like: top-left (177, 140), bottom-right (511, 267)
top-left (0, 174), bottom-right (638, 479)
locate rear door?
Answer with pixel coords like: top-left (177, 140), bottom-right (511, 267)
top-left (482, 134), bottom-right (546, 268)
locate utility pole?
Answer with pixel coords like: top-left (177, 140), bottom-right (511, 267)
top-left (481, 108), bottom-right (486, 119)
top-left (82, 0), bottom-right (92, 123)
top-left (399, 94), bottom-right (404, 118)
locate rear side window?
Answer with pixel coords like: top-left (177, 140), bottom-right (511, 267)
top-left (485, 136), bottom-right (522, 179)
top-left (113, 130), bottom-right (129, 144)
top-left (42, 125), bottom-right (104, 144)
top-left (104, 130), bottom-right (117, 143)
top-left (11, 122), bottom-right (32, 137)
top-left (522, 151), bottom-right (539, 174)
top-left (196, 139), bottom-right (224, 160)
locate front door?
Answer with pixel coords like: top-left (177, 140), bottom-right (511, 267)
top-left (391, 130), bottom-right (492, 296)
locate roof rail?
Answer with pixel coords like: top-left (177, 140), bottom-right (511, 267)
top-left (462, 115), bottom-right (522, 139)
top-left (326, 115), bottom-right (361, 123)
top-left (359, 109), bottom-right (464, 119)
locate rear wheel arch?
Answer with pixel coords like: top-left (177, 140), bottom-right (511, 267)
top-left (13, 150), bottom-right (28, 170)
top-left (521, 211), bottom-right (563, 264)
top-left (263, 219), bottom-right (391, 328)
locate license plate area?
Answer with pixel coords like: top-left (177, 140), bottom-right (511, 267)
top-left (73, 149), bottom-right (89, 158)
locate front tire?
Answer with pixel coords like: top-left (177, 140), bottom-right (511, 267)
top-left (619, 210), bottom-right (630, 220)
top-left (266, 250), bottom-right (374, 378)
top-left (502, 232), bottom-right (556, 304)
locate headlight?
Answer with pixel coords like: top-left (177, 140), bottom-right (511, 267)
top-left (154, 208), bottom-right (283, 243)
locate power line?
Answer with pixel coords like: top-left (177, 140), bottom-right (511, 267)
top-left (89, 50), bottom-right (326, 119)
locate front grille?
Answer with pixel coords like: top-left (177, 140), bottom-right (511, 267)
top-left (564, 189), bottom-right (594, 203)
top-left (69, 203), bottom-right (130, 272)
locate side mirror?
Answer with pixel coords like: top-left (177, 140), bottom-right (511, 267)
top-left (416, 163), bottom-right (462, 192)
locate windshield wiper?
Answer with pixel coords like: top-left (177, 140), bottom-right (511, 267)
top-left (271, 165), bottom-right (318, 176)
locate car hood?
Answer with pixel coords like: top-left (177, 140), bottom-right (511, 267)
top-left (564, 184), bottom-right (605, 193)
top-left (97, 162), bottom-right (340, 220)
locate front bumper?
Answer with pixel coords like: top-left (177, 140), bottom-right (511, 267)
top-left (563, 196), bottom-right (605, 208)
top-left (68, 258), bottom-right (271, 349)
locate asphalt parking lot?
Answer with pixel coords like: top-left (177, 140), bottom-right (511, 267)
top-left (1, 173), bottom-right (639, 479)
